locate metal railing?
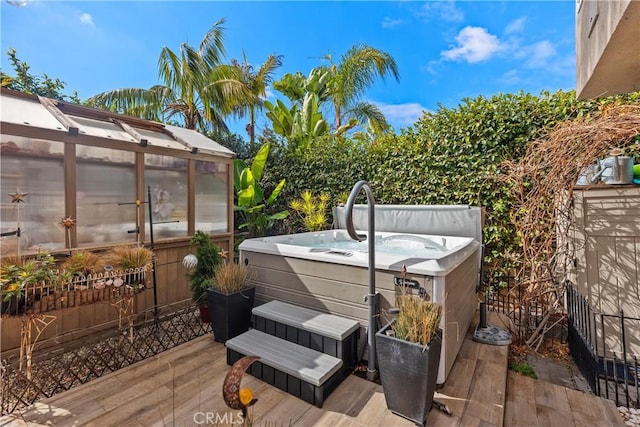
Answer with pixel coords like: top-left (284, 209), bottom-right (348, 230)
top-left (479, 271), bottom-right (562, 343)
top-left (0, 302), bottom-right (210, 416)
top-left (566, 283), bottom-right (639, 409)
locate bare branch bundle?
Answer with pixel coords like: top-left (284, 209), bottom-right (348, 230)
top-left (498, 104), bottom-right (640, 342)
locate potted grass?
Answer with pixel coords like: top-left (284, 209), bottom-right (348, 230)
top-left (206, 261), bottom-right (255, 343)
top-left (375, 292), bottom-right (442, 426)
top-left (103, 245), bottom-right (153, 289)
top-left (62, 250), bottom-right (105, 277)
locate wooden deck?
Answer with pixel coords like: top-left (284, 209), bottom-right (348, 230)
top-left (504, 372), bottom-right (623, 426)
top-left (1, 313), bottom-right (624, 426)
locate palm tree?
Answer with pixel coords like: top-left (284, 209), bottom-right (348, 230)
top-left (229, 52), bottom-right (283, 151)
top-left (320, 44), bottom-right (400, 131)
top-left (88, 19), bottom-right (247, 133)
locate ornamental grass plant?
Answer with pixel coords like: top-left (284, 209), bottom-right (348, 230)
top-left (393, 294), bottom-right (442, 347)
top-left (211, 262), bottom-right (254, 294)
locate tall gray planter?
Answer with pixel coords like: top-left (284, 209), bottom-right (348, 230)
top-left (206, 286), bottom-right (255, 343)
top-left (376, 320), bottom-right (442, 426)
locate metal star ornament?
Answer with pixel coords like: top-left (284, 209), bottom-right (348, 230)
top-left (9, 191), bottom-right (27, 203)
top-left (59, 216), bottom-right (76, 230)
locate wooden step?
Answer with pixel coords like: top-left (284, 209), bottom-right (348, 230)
top-left (252, 300), bottom-right (360, 372)
top-left (226, 329), bottom-right (344, 408)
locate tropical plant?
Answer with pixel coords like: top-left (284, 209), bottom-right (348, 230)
top-left (0, 252), bottom-right (59, 305)
top-left (265, 93), bottom-right (329, 151)
top-left (228, 52), bottom-right (283, 151)
top-left (289, 190), bottom-right (330, 232)
top-left (211, 262), bottom-right (253, 294)
top-left (273, 68), bottom-right (331, 105)
top-left (187, 231), bottom-right (222, 305)
top-left (87, 19), bottom-right (248, 134)
top-left (318, 44), bottom-right (399, 130)
top-left (267, 67), bottom-right (369, 151)
top-left (234, 142), bottom-right (288, 237)
top-left (1, 48), bottom-right (81, 102)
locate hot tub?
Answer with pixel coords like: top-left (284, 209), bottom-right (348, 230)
top-left (240, 229), bottom-right (481, 384)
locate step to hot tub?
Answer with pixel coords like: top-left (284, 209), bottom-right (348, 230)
top-left (226, 300), bottom-right (361, 407)
top-left (251, 300), bottom-right (360, 374)
top-left (226, 329), bottom-right (343, 408)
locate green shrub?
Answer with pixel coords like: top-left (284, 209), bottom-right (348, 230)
top-left (259, 89), bottom-right (640, 272)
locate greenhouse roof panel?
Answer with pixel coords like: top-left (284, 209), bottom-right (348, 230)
top-left (0, 89), bottom-right (237, 159)
top-left (165, 125), bottom-right (235, 158)
top-left (0, 92), bottom-right (69, 132)
top-left (133, 127), bottom-right (191, 152)
top-left (68, 115), bottom-right (138, 143)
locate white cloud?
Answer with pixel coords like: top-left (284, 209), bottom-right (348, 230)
top-left (500, 69), bottom-right (523, 85)
top-left (375, 102), bottom-right (429, 127)
top-left (512, 40), bottom-right (557, 68)
top-left (264, 87), bottom-right (275, 99)
top-left (415, 1), bottom-right (464, 23)
top-left (505, 17), bottom-right (526, 35)
top-left (382, 16), bottom-right (404, 29)
top-left (441, 26), bottom-right (505, 63)
top-left (525, 40), bottom-right (556, 67)
top-left (79, 12), bottom-right (95, 28)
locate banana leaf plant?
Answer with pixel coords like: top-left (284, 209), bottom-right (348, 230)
top-left (234, 143), bottom-right (288, 237)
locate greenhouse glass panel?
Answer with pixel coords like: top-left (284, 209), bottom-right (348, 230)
top-left (76, 146), bottom-right (136, 246)
top-left (0, 135), bottom-right (65, 254)
top-left (195, 160), bottom-right (228, 233)
top-left (144, 155), bottom-right (188, 238)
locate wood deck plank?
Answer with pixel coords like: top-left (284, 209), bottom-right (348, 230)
top-left (4, 310), bottom-right (628, 427)
top-left (597, 395), bottom-right (627, 426)
top-left (534, 381), bottom-right (571, 414)
top-left (536, 404), bottom-right (575, 427)
top-left (504, 374), bottom-right (537, 426)
top-left (462, 358), bottom-right (506, 425)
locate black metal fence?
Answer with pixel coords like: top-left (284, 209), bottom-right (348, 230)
top-left (566, 283), bottom-right (640, 409)
top-left (0, 302), bottom-right (211, 416)
top-left (479, 271), bottom-right (563, 343)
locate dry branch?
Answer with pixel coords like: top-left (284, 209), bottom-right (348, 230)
top-left (498, 104), bottom-right (640, 342)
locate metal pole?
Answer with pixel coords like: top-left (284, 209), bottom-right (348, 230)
top-left (479, 302), bottom-right (487, 329)
top-left (148, 186), bottom-right (159, 329)
top-left (345, 180), bottom-right (377, 381)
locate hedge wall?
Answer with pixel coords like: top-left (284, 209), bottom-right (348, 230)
top-left (258, 90), bottom-right (640, 270)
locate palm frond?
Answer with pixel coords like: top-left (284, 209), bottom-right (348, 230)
top-left (342, 101), bottom-right (391, 137)
top-left (199, 18), bottom-right (227, 67)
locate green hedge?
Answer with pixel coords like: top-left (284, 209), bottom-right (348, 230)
top-left (258, 90), bottom-right (640, 269)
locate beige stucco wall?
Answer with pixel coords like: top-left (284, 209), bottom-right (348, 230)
top-left (576, 0), bottom-right (640, 99)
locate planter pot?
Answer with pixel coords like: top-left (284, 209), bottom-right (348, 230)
top-left (198, 305), bottom-right (211, 324)
top-left (207, 286), bottom-right (255, 343)
top-left (375, 320), bottom-right (442, 426)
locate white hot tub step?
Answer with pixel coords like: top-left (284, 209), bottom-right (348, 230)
top-left (252, 300), bottom-right (360, 340)
top-left (226, 329), bottom-right (343, 407)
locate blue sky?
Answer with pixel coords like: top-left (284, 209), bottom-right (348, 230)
top-left (1, 1), bottom-right (576, 135)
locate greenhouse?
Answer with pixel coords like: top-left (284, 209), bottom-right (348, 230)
top-left (0, 87), bottom-right (235, 350)
top-left (1, 87), bottom-right (234, 252)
